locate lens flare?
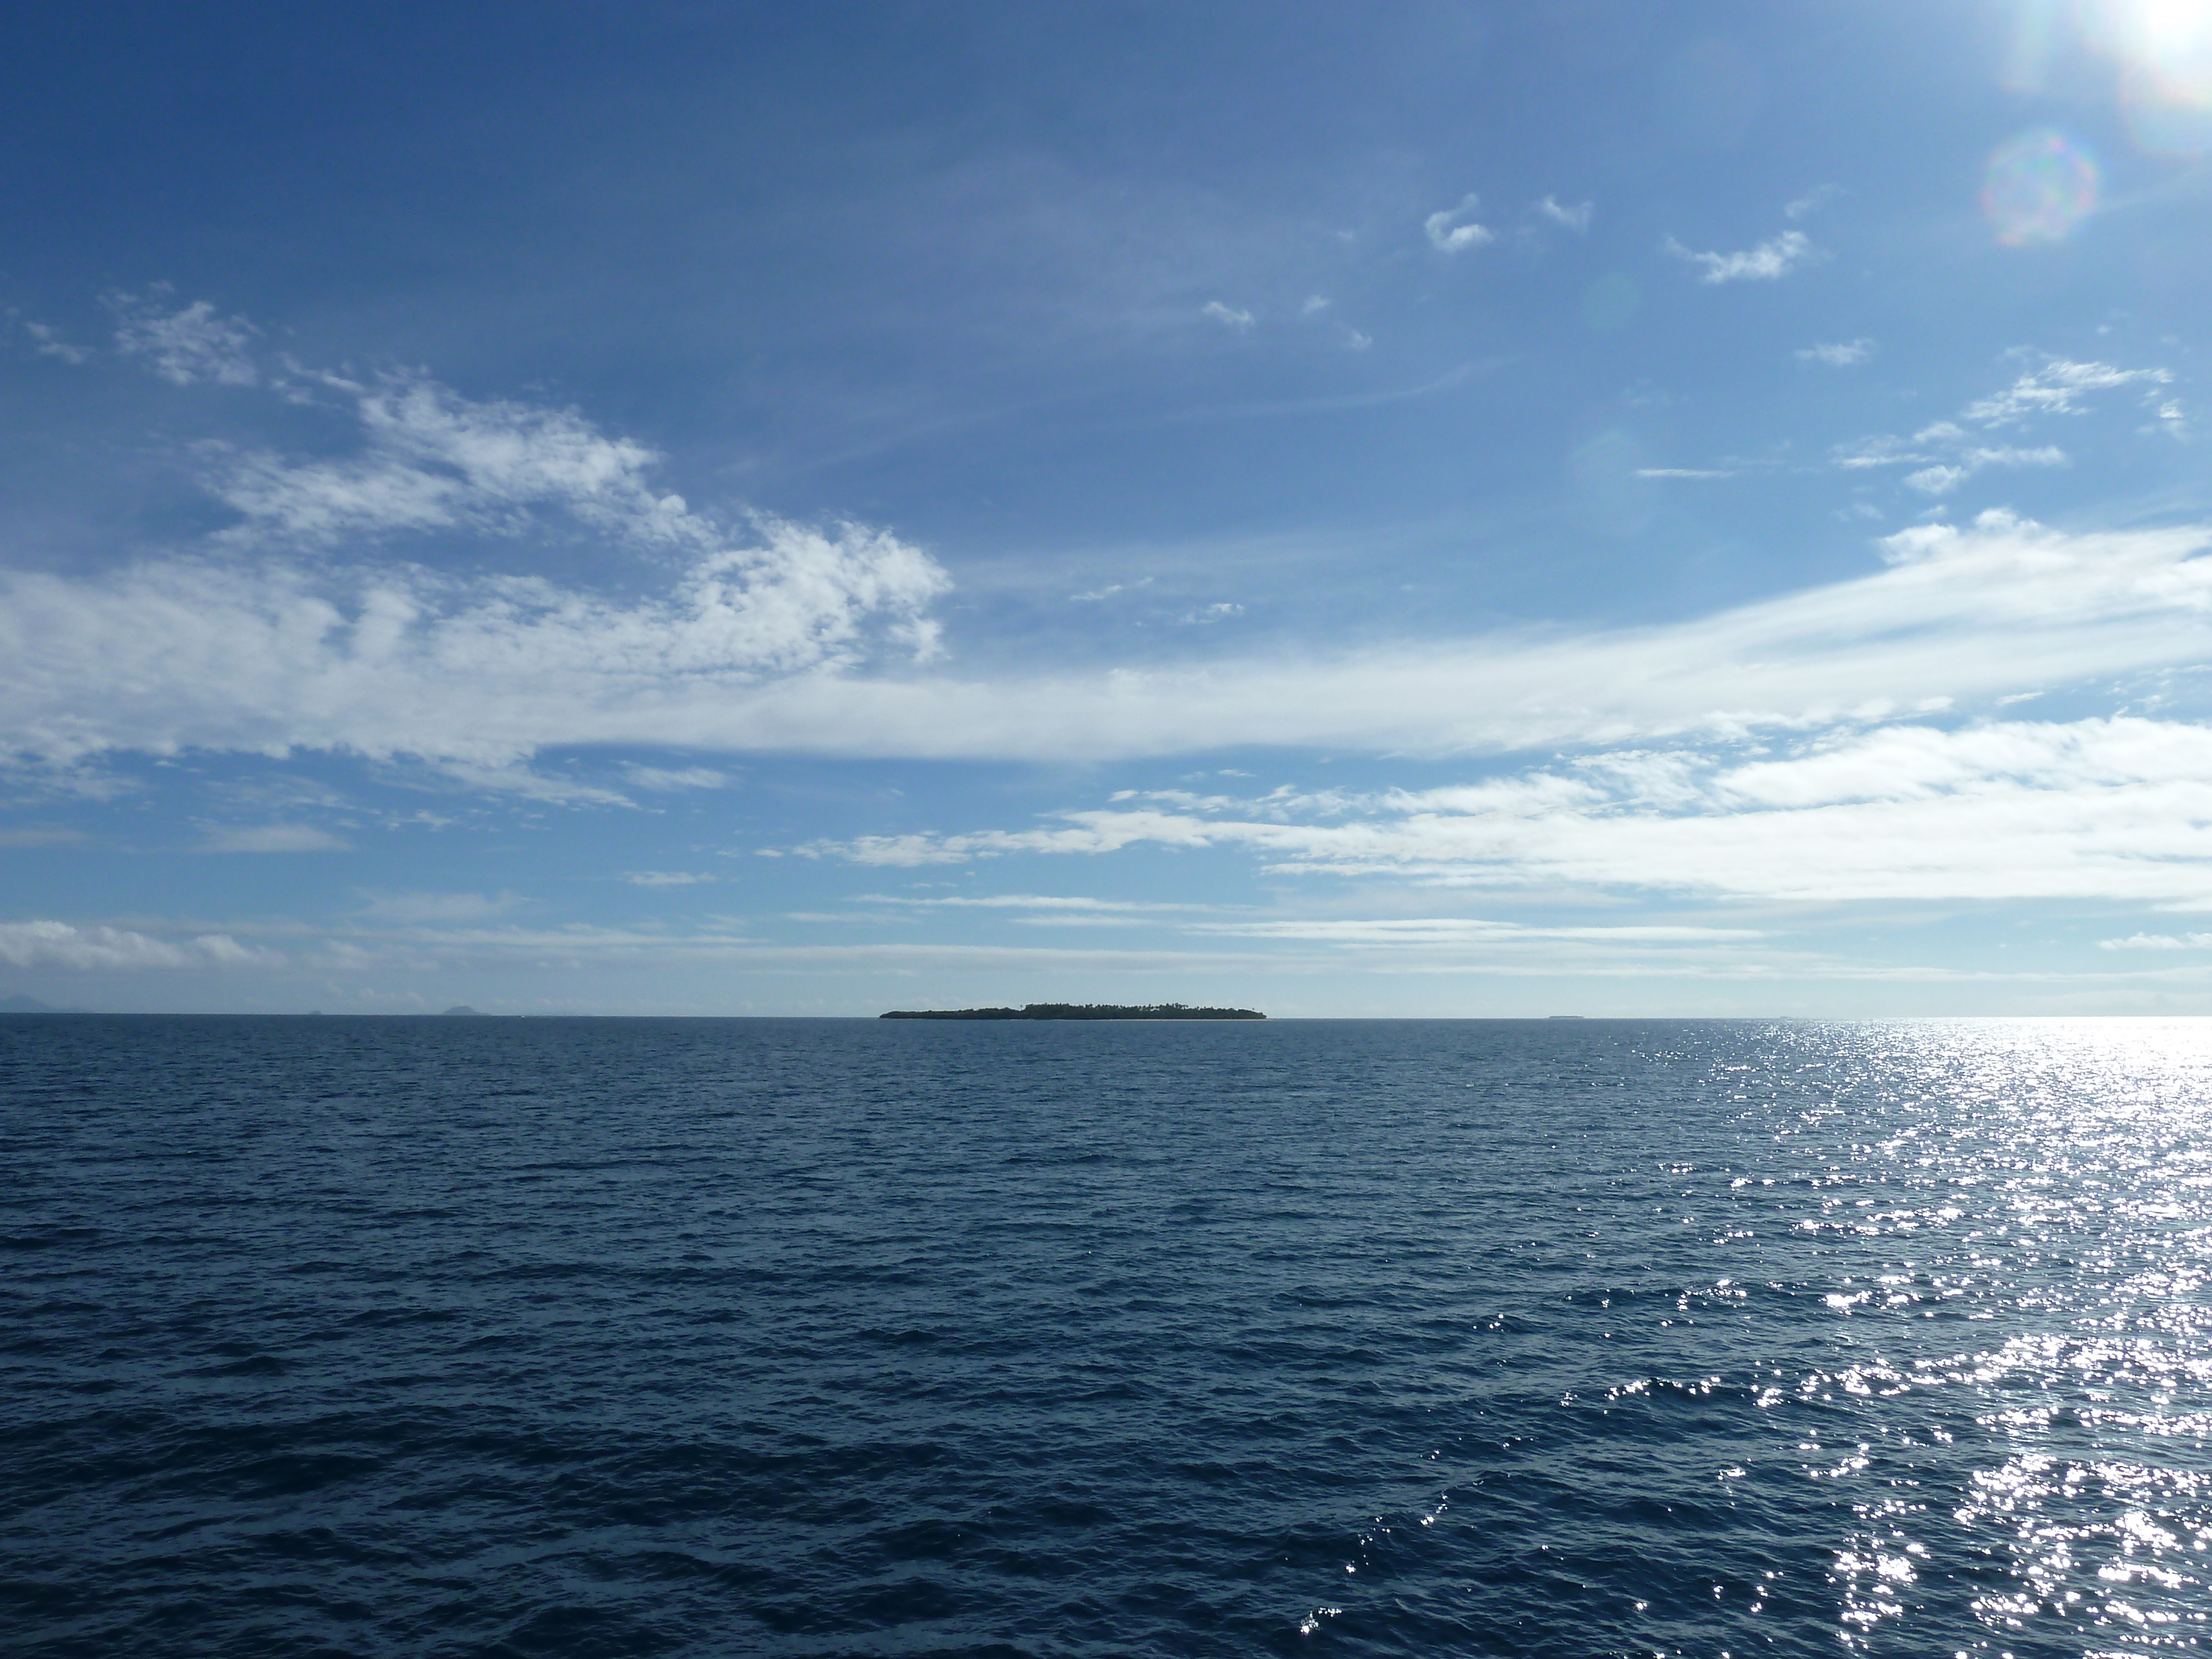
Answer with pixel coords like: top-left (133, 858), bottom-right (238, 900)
top-left (1981, 128), bottom-right (2100, 245)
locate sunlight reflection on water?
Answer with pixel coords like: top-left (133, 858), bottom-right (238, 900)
top-left (1771, 1020), bottom-right (2212, 1653)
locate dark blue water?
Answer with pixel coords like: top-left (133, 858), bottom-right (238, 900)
top-left (4, 1016), bottom-right (2210, 1656)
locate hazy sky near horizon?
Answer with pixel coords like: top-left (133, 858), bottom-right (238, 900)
top-left (4, 0), bottom-right (2212, 1015)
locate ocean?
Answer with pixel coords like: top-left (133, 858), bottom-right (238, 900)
top-left (3, 1015), bottom-right (2209, 1656)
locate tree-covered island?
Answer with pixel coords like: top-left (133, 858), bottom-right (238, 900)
top-left (880, 1002), bottom-right (1265, 1020)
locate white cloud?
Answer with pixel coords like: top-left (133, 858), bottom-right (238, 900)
top-left (0, 513), bottom-right (951, 769)
top-left (1905, 445), bottom-right (2066, 496)
top-left (20, 908), bottom-right (1299, 978)
top-left (1832, 435), bottom-right (1927, 469)
top-left (200, 823), bottom-right (349, 852)
top-left (620, 870), bottom-right (717, 886)
top-left (208, 371), bottom-right (668, 547)
top-left (1072, 577), bottom-right (1151, 603)
top-left (1834, 357), bottom-right (2149, 489)
top-left (1301, 294), bottom-right (1332, 316)
top-left (2099, 932), bottom-right (2212, 950)
top-left (1537, 196), bottom-right (1594, 231)
top-left (801, 716), bottom-right (2212, 909)
top-left (8, 511), bottom-right (2212, 769)
top-left (1665, 229), bottom-right (1816, 283)
top-left (1636, 468), bottom-right (1734, 479)
top-left (1425, 194), bottom-right (1494, 253)
top-left (1970, 443), bottom-right (2067, 467)
top-left (108, 290), bottom-right (258, 385)
top-left (1798, 339), bottom-right (1872, 367)
top-left (1964, 358), bottom-right (2172, 425)
top-left (1904, 466), bottom-right (1969, 496)
top-left (1185, 917), bottom-right (1761, 945)
top-left (22, 321), bottom-right (91, 364)
top-left (0, 919), bottom-right (280, 971)
top-left (1201, 300), bottom-right (1255, 330)
top-left (1784, 185), bottom-right (1839, 220)
top-left (1843, 362), bottom-right (2171, 471)
top-left (622, 764), bottom-right (729, 791)
top-left (1177, 601), bottom-right (1243, 624)
top-left (432, 761), bottom-right (637, 806)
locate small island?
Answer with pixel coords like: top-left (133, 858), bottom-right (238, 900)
top-left (881, 1002), bottom-right (1265, 1021)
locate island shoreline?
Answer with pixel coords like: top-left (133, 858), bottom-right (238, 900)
top-left (880, 1003), bottom-right (1265, 1021)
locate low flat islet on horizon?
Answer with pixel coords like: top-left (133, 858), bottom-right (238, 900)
top-left (879, 1001), bottom-right (1266, 1019)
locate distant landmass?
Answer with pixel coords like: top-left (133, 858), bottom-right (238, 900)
top-left (441, 1005), bottom-right (484, 1016)
top-left (881, 1002), bottom-right (1265, 1021)
top-left (0, 993), bottom-right (69, 1013)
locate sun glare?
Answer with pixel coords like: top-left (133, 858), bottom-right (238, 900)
top-left (2078, 0), bottom-right (2212, 152)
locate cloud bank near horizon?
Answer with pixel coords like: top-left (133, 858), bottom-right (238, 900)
top-left (799, 716), bottom-right (2212, 910)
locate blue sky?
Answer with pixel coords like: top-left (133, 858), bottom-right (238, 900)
top-left (4, 0), bottom-right (2211, 1015)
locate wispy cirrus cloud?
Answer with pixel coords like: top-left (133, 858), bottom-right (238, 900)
top-left (1185, 917), bottom-right (1762, 945)
top-left (622, 765), bottom-right (731, 792)
top-left (6, 511), bottom-right (2210, 770)
top-left (1177, 601), bottom-right (1243, 625)
top-left (1831, 434), bottom-right (1927, 470)
top-left (22, 320), bottom-right (92, 364)
top-left (800, 716), bottom-right (2212, 909)
top-left (1965, 357), bottom-right (2173, 425)
top-left (1903, 445), bottom-right (2068, 495)
top-left (1071, 577), bottom-right (1152, 603)
top-left (0, 919), bottom-right (280, 971)
top-left (1798, 338), bottom-right (1872, 367)
top-left (1425, 193), bottom-right (1493, 253)
top-left (199, 823), bottom-right (349, 853)
top-left (0, 520), bottom-right (950, 769)
top-left (6, 322), bottom-right (2204, 813)
top-left (1665, 228), bottom-right (1816, 283)
top-left (0, 347), bottom-right (952, 775)
top-left (1829, 355), bottom-right (2165, 492)
top-left (1536, 195), bottom-right (1593, 231)
top-left (2099, 932), bottom-right (2212, 950)
top-left (206, 369), bottom-right (670, 547)
top-left (108, 288), bottom-right (259, 385)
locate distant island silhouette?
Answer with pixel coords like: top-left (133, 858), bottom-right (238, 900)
top-left (881, 1002), bottom-right (1265, 1021)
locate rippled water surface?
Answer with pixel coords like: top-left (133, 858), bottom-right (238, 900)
top-left (6, 1015), bottom-right (2212, 1656)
